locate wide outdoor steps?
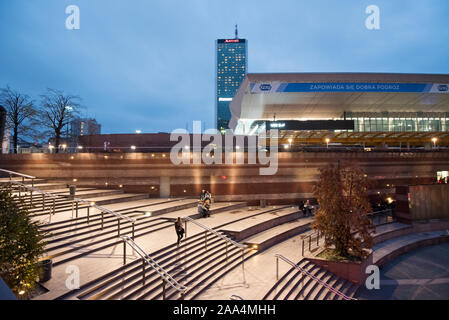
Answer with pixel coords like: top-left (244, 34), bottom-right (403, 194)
top-left (56, 227), bottom-right (254, 300)
top-left (221, 206), bottom-right (302, 241)
top-left (243, 217), bottom-right (313, 251)
top-left (42, 201), bottom-right (246, 266)
top-left (262, 259), bottom-right (358, 300)
top-left (25, 192), bottom-right (151, 217)
top-left (53, 205), bottom-right (316, 300)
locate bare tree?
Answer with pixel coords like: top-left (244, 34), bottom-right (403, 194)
top-left (39, 89), bottom-right (80, 153)
top-left (0, 86), bottom-right (37, 153)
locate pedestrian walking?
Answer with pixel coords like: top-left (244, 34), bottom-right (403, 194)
top-left (174, 217), bottom-right (184, 246)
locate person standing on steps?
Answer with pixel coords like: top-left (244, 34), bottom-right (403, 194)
top-left (174, 217), bottom-right (184, 246)
top-left (203, 198), bottom-right (211, 217)
top-left (200, 189), bottom-right (206, 201)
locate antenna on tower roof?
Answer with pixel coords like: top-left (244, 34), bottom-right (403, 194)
top-left (235, 24), bottom-right (238, 39)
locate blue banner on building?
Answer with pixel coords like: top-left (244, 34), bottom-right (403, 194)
top-left (250, 82), bottom-right (449, 94)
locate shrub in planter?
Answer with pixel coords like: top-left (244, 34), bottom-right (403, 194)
top-left (0, 185), bottom-right (46, 298)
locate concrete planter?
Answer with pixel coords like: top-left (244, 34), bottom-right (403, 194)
top-left (306, 251), bottom-right (373, 285)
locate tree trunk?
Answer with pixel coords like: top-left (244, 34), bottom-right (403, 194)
top-left (54, 131), bottom-right (60, 154)
top-left (13, 126), bottom-right (18, 154)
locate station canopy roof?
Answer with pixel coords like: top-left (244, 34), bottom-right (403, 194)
top-left (229, 73), bottom-right (449, 130)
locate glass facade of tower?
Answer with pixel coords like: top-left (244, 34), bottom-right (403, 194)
top-left (216, 39), bottom-right (247, 132)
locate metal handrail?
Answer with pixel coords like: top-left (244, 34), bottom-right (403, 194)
top-left (0, 168), bottom-right (36, 180)
top-left (6, 181), bottom-right (136, 235)
top-left (182, 216), bottom-right (246, 249)
top-left (120, 235), bottom-right (187, 297)
top-left (230, 294), bottom-right (244, 300)
top-left (274, 254), bottom-right (356, 300)
top-left (7, 180), bottom-right (62, 200)
top-left (72, 197), bottom-right (136, 224)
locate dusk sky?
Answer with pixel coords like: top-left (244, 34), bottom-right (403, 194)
top-left (1, 0), bottom-right (448, 134)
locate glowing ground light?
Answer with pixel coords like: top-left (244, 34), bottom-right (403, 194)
top-left (145, 212), bottom-right (152, 217)
top-left (19, 290), bottom-right (25, 295)
top-left (130, 145), bottom-right (136, 150)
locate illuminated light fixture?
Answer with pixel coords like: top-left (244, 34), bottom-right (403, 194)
top-left (90, 202), bottom-right (95, 206)
top-left (70, 156), bottom-right (74, 160)
top-left (77, 145), bottom-right (83, 149)
top-left (61, 144), bottom-right (67, 149)
top-left (48, 145), bottom-right (54, 149)
top-left (145, 212), bottom-right (152, 217)
top-left (151, 186), bottom-right (155, 190)
top-left (18, 290), bottom-right (25, 295)
top-left (432, 137), bottom-right (438, 148)
top-left (386, 184), bottom-right (390, 187)
top-left (120, 155), bottom-right (123, 159)
top-left (283, 144), bottom-right (289, 149)
top-left (151, 154), bottom-right (155, 157)
top-left (325, 137), bottom-right (330, 149)
top-left (73, 178), bottom-right (77, 182)
top-left (130, 145), bottom-right (136, 150)
top-left (162, 154), bottom-right (166, 158)
top-left (252, 244), bottom-right (258, 250)
top-left (136, 130), bottom-right (142, 134)
top-left (104, 155), bottom-right (108, 159)
top-left (235, 146), bottom-right (240, 150)
top-left (377, 192), bottom-right (380, 194)
top-left (183, 189), bottom-right (187, 193)
top-left (218, 97), bottom-right (233, 102)
top-left (288, 138), bottom-right (293, 144)
top-left (119, 184), bottom-right (123, 188)
top-left (386, 197), bottom-right (393, 204)
top-left (105, 182), bottom-right (108, 186)
top-left (184, 145), bottom-right (189, 150)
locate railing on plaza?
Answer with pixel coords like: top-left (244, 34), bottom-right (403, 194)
top-left (274, 254), bottom-right (357, 300)
top-left (369, 209), bottom-right (394, 225)
top-left (120, 235), bottom-right (187, 300)
top-left (182, 216), bottom-right (248, 285)
top-left (4, 180), bottom-right (136, 236)
top-left (7, 180), bottom-right (62, 221)
top-left (301, 230), bottom-right (323, 256)
top-left (301, 208), bottom-right (395, 255)
top-left (0, 168), bottom-right (36, 186)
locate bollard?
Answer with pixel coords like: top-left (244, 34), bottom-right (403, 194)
top-left (142, 260), bottom-right (146, 285)
top-left (309, 235), bottom-right (312, 251)
top-left (123, 239), bottom-right (126, 265)
top-left (101, 212), bottom-right (104, 229)
top-left (42, 194), bottom-right (45, 211)
top-left (53, 198), bottom-right (56, 215)
top-left (76, 201), bottom-right (79, 218)
top-left (30, 190), bottom-right (33, 207)
top-left (87, 206), bottom-right (90, 223)
top-left (132, 221), bottom-right (135, 240)
top-left (117, 218), bottom-right (121, 237)
top-left (302, 239), bottom-right (305, 256)
top-left (226, 242), bottom-right (228, 263)
top-left (276, 256), bottom-right (279, 280)
top-left (162, 279), bottom-right (166, 300)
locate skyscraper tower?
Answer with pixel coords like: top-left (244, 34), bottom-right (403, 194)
top-left (215, 26), bottom-right (248, 132)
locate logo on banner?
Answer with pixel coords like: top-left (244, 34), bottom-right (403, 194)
top-left (259, 84), bottom-right (272, 91)
top-left (438, 85), bottom-right (448, 92)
